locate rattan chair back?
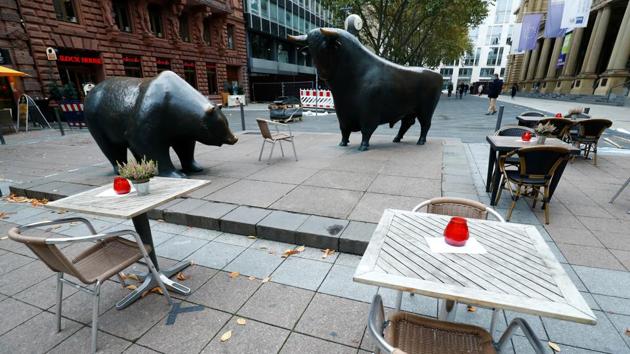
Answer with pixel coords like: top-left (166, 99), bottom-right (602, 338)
top-left (516, 146), bottom-right (571, 180)
top-left (538, 118), bottom-right (575, 139)
top-left (574, 119), bottom-right (612, 141)
top-left (519, 111), bottom-right (545, 117)
top-left (495, 125), bottom-right (536, 137)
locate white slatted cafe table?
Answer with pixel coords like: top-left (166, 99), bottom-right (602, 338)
top-left (353, 209), bottom-right (597, 325)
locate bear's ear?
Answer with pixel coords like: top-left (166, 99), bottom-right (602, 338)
top-left (205, 105), bottom-right (216, 114)
top-left (216, 104), bottom-right (223, 110)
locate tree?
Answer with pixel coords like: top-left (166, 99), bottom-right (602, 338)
top-left (322, 0), bottom-right (490, 67)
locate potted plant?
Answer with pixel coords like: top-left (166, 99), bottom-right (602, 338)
top-left (116, 157), bottom-right (158, 196)
top-left (535, 122), bottom-right (556, 144)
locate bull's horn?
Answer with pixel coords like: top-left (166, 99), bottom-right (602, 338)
top-left (287, 34), bottom-right (307, 44)
top-left (320, 28), bottom-right (338, 37)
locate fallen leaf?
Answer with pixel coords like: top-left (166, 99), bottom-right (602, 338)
top-left (247, 235), bottom-right (256, 239)
top-left (125, 284), bottom-right (137, 291)
top-left (5, 194), bottom-right (48, 206)
top-left (548, 341), bottom-right (561, 352)
top-left (259, 246), bottom-right (268, 250)
top-left (176, 272), bottom-right (188, 281)
top-left (229, 271), bottom-right (240, 279)
top-left (150, 287), bottom-right (163, 295)
top-left (321, 249), bottom-right (335, 258)
top-left (157, 219), bottom-right (165, 223)
top-left (248, 276), bottom-right (256, 281)
top-left (236, 318), bottom-right (247, 325)
top-left (0, 236), bottom-right (8, 240)
top-left (119, 272), bottom-right (127, 281)
top-left (296, 245), bottom-right (305, 252)
top-left (466, 305), bottom-right (476, 312)
top-left (261, 277), bottom-right (270, 283)
top-left (220, 330), bottom-right (232, 342)
top-left (127, 273), bottom-right (140, 281)
top-left (140, 291), bottom-right (149, 298)
top-left (625, 328), bottom-right (630, 336)
top-left (281, 249), bottom-right (300, 258)
top-left (0, 212), bottom-right (7, 219)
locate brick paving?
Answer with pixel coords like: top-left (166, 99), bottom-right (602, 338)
top-left (1, 96), bottom-right (630, 353)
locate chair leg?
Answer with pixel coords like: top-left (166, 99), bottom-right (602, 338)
top-left (395, 291), bottom-right (403, 311)
top-left (506, 186), bottom-right (521, 221)
top-left (543, 187), bottom-right (551, 224)
top-left (593, 143), bottom-right (598, 166)
top-left (267, 141), bottom-right (276, 163)
top-left (258, 140), bottom-right (266, 161)
top-left (91, 281), bottom-right (101, 354)
top-left (532, 187), bottom-right (540, 209)
top-left (56, 272), bottom-right (63, 333)
top-left (494, 176), bottom-right (504, 205)
top-left (278, 140), bottom-right (285, 157)
top-left (290, 138), bottom-right (298, 161)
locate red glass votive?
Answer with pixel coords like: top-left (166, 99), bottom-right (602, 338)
top-left (521, 131), bottom-right (532, 142)
top-left (555, 113), bottom-right (563, 118)
top-left (113, 177), bottom-right (131, 195)
top-left (444, 217), bottom-right (469, 247)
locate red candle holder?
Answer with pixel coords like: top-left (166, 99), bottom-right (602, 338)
top-left (521, 131), bottom-right (532, 142)
top-left (555, 113), bottom-right (563, 118)
top-left (113, 177), bottom-right (131, 195)
top-left (444, 217), bottom-right (469, 247)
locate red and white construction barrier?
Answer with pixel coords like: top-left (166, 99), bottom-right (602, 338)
top-left (299, 89), bottom-right (335, 110)
top-left (59, 102), bottom-right (87, 127)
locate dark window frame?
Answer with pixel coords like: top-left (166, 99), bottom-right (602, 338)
top-left (113, 0), bottom-right (132, 32)
top-left (53, 0), bottom-right (79, 23)
top-left (206, 63), bottom-right (218, 95)
top-left (183, 61), bottom-right (197, 89)
top-left (227, 24), bottom-right (235, 49)
top-left (179, 12), bottom-right (191, 42)
top-left (148, 4), bottom-right (164, 38)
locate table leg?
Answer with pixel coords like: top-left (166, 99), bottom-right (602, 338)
top-left (438, 299), bottom-right (458, 321)
top-left (486, 147), bottom-right (496, 192)
top-left (116, 213), bottom-right (192, 310)
top-left (396, 291), bottom-right (403, 311)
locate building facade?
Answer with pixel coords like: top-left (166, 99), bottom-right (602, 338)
top-left (504, 0), bottom-right (630, 98)
top-left (243, 0), bottom-right (333, 101)
top-left (0, 0), bottom-right (248, 112)
top-left (436, 0), bottom-right (520, 90)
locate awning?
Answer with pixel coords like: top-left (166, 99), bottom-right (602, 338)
top-left (0, 66), bottom-right (28, 77)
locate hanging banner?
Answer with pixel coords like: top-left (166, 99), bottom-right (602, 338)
top-left (510, 23), bottom-right (523, 54)
top-left (518, 14), bottom-right (543, 52)
top-left (556, 32), bottom-right (573, 67)
top-left (545, 0), bottom-right (566, 37)
top-left (561, 0), bottom-right (592, 29)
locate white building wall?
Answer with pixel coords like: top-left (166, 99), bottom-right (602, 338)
top-left (437, 0), bottom-right (520, 89)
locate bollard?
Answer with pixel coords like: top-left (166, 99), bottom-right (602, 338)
top-left (0, 130), bottom-right (5, 145)
top-left (584, 107), bottom-right (590, 114)
top-left (238, 99), bottom-right (245, 131)
top-left (494, 105), bottom-right (504, 131)
top-left (53, 107), bottom-right (65, 136)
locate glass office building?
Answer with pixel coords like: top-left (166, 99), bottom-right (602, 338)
top-left (244, 0), bottom-right (334, 101)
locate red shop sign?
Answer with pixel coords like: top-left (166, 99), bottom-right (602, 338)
top-left (183, 62), bottom-right (195, 68)
top-left (123, 56), bottom-right (141, 63)
top-left (156, 58), bottom-right (171, 66)
top-left (58, 55), bottom-right (102, 65)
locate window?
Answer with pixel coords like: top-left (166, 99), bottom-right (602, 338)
top-left (270, 0), bottom-right (278, 21)
top-left (277, 43), bottom-right (289, 63)
top-left (469, 27), bottom-right (479, 42)
top-left (462, 48), bottom-right (480, 66)
top-left (249, 0), bottom-right (259, 15)
top-left (156, 58), bottom-right (171, 73)
top-left (500, 68), bottom-right (506, 77)
top-left (261, 0), bottom-right (269, 17)
top-left (53, 0), bottom-right (78, 23)
top-left (148, 5), bottom-right (164, 38)
top-left (458, 68), bottom-right (472, 77)
top-left (113, 1), bottom-right (132, 32)
top-left (480, 68), bottom-right (495, 77)
top-left (206, 63), bottom-right (218, 95)
top-left (123, 55), bottom-right (142, 77)
top-left (506, 25), bottom-right (514, 45)
top-left (227, 24), bottom-right (235, 49)
top-left (203, 18), bottom-right (212, 45)
top-left (250, 33), bottom-right (273, 60)
top-left (440, 68), bottom-right (453, 76)
top-left (179, 13), bottom-right (190, 42)
top-left (183, 61), bottom-right (197, 88)
top-left (486, 25), bottom-right (502, 45)
top-left (486, 47), bottom-right (504, 66)
top-left (494, 0), bottom-right (513, 24)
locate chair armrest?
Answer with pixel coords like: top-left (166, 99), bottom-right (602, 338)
top-left (266, 120), bottom-right (289, 127)
top-left (45, 229), bottom-right (137, 244)
top-left (19, 217), bottom-right (97, 235)
top-left (495, 317), bottom-right (545, 354)
top-left (498, 150), bottom-right (518, 174)
top-left (368, 295), bottom-right (396, 354)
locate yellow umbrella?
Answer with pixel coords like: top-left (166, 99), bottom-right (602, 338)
top-left (0, 65), bottom-right (28, 77)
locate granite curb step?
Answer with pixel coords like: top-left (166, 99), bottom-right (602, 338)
top-left (8, 184), bottom-right (376, 255)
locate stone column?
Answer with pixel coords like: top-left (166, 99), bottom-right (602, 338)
top-left (519, 50), bottom-right (532, 82)
top-left (535, 37), bottom-right (552, 80)
top-left (594, 3), bottom-right (630, 95)
top-left (555, 28), bottom-right (584, 93)
top-left (525, 40), bottom-right (541, 91)
top-left (541, 37), bottom-right (563, 93)
top-left (572, 6), bottom-right (611, 94)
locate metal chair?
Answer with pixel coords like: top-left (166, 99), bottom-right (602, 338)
top-left (538, 118), bottom-right (575, 142)
top-left (368, 294), bottom-right (545, 354)
top-left (572, 118), bottom-right (612, 165)
top-left (8, 217), bottom-right (172, 354)
top-left (256, 118), bottom-right (298, 163)
top-left (497, 146), bottom-right (571, 224)
top-left (412, 197), bottom-right (505, 222)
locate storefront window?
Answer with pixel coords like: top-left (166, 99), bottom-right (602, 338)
top-left (179, 13), bottom-right (190, 42)
top-left (113, 1), bottom-right (132, 32)
top-left (183, 61), bottom-right (197, 88)
top-left (53, 0), bottom-right (79, 23)
top-left (203, 18), bottom-right (212, 45)
top-left (123, 55), bottom-right (142, 77)
top-left (250, 33), bottom-right (273, 60)
top-left (148, 5), bottom-right (164, 38)
top-left (206, 63), bottom-right (218, 95)
top-left (156, 58), bottom-right (171, 73)
top-left (227, 24), bottom-right (235, 49)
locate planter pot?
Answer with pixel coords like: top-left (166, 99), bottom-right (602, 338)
top-left (132, 179), bottom-right (150, 196)
top-left (536, 136), bottom-right (547, 144)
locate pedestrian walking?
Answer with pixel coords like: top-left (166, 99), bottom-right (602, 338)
top-left (463, 84), bottom-right (469, 96)
top-left (486, 74), bottom-right (503, 115)
top-left (458, 83), bottom-right (464, 99)
top-left (511, 84), bottom-right (518, 99)
top-left (447, 82), bottom-right (453, 97)
top-left (477, 84), bottom-right (483, 96)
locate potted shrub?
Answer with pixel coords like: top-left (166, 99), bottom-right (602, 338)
top-left (116, 157), bottom-right (158, 196)
top-left (535, 122), bottom-right (556, 144)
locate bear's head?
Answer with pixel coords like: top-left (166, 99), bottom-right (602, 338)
top-left (198, 104), bottom-right (238, 146)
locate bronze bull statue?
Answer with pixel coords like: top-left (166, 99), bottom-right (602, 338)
top-left (289, 28), bottom-right (442, 150)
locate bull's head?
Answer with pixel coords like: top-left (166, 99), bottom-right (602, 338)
top-left (198, 104), bottom-right (238, 146)
top-left (288, 27), bottom-right (350, 81)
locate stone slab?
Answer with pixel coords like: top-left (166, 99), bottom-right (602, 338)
top-left (295, 215), bottom-right (348, 250)
top-left (339, 221), bottom-right (377, 255)
top-left (207, 179), bottom-right (296, 208)
top-left (237, 282), bottom-right (314, 329)
top-left (185, 201), bottom-right (238, 230)
top-left (163, 198), bottom-right (208, 225)
top-left (188, 271), bottom-right (260, 313)
top-left (271, 185), bottom-right (363, 219)
top-left (271, 256), bottom-right (332, 291)
top-left (220, 206), bottom-right (271, 235)
top-left (201, 317), bottom-right (290, 354)
top-left (256, 210), bottom-right (309, 244)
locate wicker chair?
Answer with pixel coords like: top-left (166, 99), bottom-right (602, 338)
top-left (368, 294), bottom-right (545, 354)
top-left (519, 111), bottom-right (545, 117)
top-left (572, 118), bottom-right (612, 165)
top-left (495, 125), bottom-right (536, 137)
top-left (412, 197), bottom-right (505, 222)
top-left (496, 146), bottom-right (571, 224)
top-left (8, 218), bottom-right (172, 354)
top-left (538, 118), bottom-right (575, 142)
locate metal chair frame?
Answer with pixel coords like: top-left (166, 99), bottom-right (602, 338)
top-left (256, 118), bottom-right (298, 163)
top-left (10, 218), bottom-right (171, 354)
top-left (368, 294), bottom-right (545, 354)
top-left (610, 176), bottom-right (630, 203)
